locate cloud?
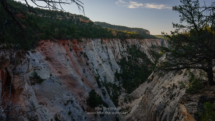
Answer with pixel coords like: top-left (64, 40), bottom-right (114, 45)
top-left (116, 0), bottom-right (172, 9)
top-left (144, 3), bottom-right (172, 9)
top-left (116, 0), bottom-right (126, 5)
top-left (127, 1), bottom-right (143, 8)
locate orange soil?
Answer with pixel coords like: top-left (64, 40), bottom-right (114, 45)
top-left (37, 40), bottom-right (94, 100)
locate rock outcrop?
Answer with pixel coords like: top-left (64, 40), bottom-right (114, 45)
top-left (0, 38), bottom-right (165, 121)
top-left (1, 38), bottom-right (209, 121)
top-left (123, 67), bottom-right (215, 121)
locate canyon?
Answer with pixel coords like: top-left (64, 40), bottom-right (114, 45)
top-left (0, 38), bottom-right (214, 121)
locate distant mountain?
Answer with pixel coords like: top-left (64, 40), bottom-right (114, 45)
top-left (94, 22), bottom-right (157, 39)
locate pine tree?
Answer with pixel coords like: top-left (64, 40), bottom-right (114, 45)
top-left (158, 0), bottom-right (215, 85)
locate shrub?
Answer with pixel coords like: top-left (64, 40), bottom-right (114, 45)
top-left (186, 79), bottom-right (203, 94)
top-left (54, 114), bottom-right (61, 121)
top-left (115, 116), bottom-right (120, 121)
top-left (45, 57), bottom-right (51, 61)
top-left (173, 83), bottom-right (177, 89)
top-left (178, 70), bottom-right (183, 75)
top-left (178, 81), bottom-right (186, 89)
top-left (102, 89), bottom-right (106, 96)
top-left (31, 71), bottom-right (45, 84)
top-left (68, 110), bottom-right (72, 115)
top-left (95, 75), bottom-right (101, 88)
top-left (87, 89), bottom-right (108, 108)
top-left (158, 72), bottom-right (165, 78)
top-left (102, 81), bottom-right (120, 107)
top-left (199, 101), bottom-right (215, 121)
top-left (186, 71), bottom-right (203, 94)
top-left (83, 53), bottom-right (89, 60)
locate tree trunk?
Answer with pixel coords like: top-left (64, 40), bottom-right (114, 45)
top-left (207, 60), bottom-right (215, 86)
top-left (207, 70), bottom-right (215, 86)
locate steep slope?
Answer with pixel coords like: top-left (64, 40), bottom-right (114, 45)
top-left (1, 38), bottom-right (211, 121)
top-left (0, 38), bottom-right (165, 121)
top-left (122, 61), bottom-right (215, 121)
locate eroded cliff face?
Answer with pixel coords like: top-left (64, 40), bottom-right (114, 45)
top-left (123, 69), bottom-right (190, 121)
top-left (0, 38), bottom-right (166, 121)
top-left (2, 38), bottom-right (211, 121)
top-left (123, 66), bottom-right (215, 121)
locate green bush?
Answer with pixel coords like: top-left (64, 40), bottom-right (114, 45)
top-left (54, 114), bottom-right (61, 121)
top-left (31, 71), bottom-right (45, 84)
top-left (95, 75), bottom-right (101, 88)
top-left (102, 81), bottom-right (121, 107)
top-left (102, 89), bottom-right (106, 96)
top-left (186, 71), bottom-right (203, 94)
top-left (199, 101), bottom-right (215, 121)
top-left (186, 79), bottom-right (203, 93)
top-left (87, 89), bottom-right (108, 108)
top-left (115, 116), bottom-right (120, 121)
top-left (83, 53), bottom-right (89, 60)
top-left (178, 81), bottom-right (186, 89)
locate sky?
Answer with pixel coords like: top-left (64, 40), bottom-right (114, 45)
top-left (23, 0), bottom-right (214, 35)
top-left (63, 0), bottom-right (181, 35)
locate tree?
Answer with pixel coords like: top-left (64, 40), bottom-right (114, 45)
top-left (157, 0), bottom-right (215, 85)
top-left (87, 89), bottom-right (103, 108)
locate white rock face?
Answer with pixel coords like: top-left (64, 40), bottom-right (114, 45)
top-left (123, 70), bottom-right (190, 121)
top-left (0, 38), bottom-right (170, 121)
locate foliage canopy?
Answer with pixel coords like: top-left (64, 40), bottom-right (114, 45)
top-left (157, 0), bottom-right (215, 85)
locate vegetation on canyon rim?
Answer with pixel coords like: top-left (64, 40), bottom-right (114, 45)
top-left (94, 22), bottom-right (157, 39)
top-left (0, 0), bottom-right (145, 50)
